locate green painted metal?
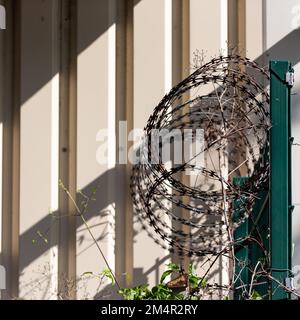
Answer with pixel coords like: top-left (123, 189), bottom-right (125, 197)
top-left (233, 176), bottom-right (249, 300)
top-left (234, 177), bottom-right (269, 300)
top-left (269, 61), bottom-right (293, 300)
top-left (234, 61), bottom-right (293, 300)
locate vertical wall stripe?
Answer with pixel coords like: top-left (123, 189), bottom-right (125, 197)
top-left (164, 0), bottom-right (172, 94)
top-left (1, 0), bottom-right (22, 299)
top-left (227, 0), bottom-right (247, 297)
top-left (181, 0), bottom-right (190, 272)
top-left (10, 0), bottom-right (21, 299)
top-left (0, 0), bottom-right (6, 296)
top-left (0, 2), bottom-right (4, 296)
top-left (124, 1), bottom-right (134, 285)
top-left (228, 0), bottom-right (247, 175)
top-left (163, 0), bottom-right (172, 266)
top-left (0, 0), bottom-right (4, 268)
top-left (262, 0), bottom-right (267, 56)
top-left (228, 0), bottom-right (246, 55)
top-left (115, 0), bottom-right (134, 287)
top-left (220, 0), bottom-right (228, 54)
top-left (237, 0), bottom-right (246, 54)
top-left (58, 0), bottom-right (77, 300)
top-left (67, 0), bottom-right (77, 299)
top-left (172, 0), bottom-right (190, 84)
top-left (1, 0), bottom-right (12, 299)
top-left (0, 125), bottom-right (2, 263)
top-left (107, 0), bottom-right (116, 274)
top-left (219, 0), bottom-right (230, 297)
top-left (172, 0), bottom-right (190, 270)
top-left (245, 0), bottom-right (263, 60)
top-left (50, 0), bottom-right (60, 300)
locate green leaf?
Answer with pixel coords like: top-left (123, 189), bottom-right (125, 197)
top-left (174, 293), bottom-right (185, 300)
top-left (189, 275), bottom-right (201, 288)
top-left (101, 268), bottom-right (115, 286)
top-left (118, 284), bottom-right (152, 300)
top-left (250, 290), bottom-right (262, 300)
top-left (199, 278), bottom-right (207, 288)
top-left (165, 263), bottom-right (180, 272)
top-left (151, 284), bottom-right (173, 300)
top-left (188, 263), bottom-right (194, 275)
top-left (160, 270), bottom-right (173, 283)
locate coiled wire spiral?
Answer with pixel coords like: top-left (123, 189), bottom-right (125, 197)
top-left (131, 55), bottom-right (270, 258)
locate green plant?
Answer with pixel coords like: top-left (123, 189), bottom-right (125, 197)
top-left (249, 290), bottom-right (262, 300)
top-left (101, 268), bottom-right (116, 286)
top-left (103, 263), bottom-right (207, 300)
top-left (119, 284), bottom-right (184, 300)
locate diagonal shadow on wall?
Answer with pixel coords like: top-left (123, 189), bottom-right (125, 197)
top-left (2, 0), bottom-right (300, 298)
top-left (19, 0), bottom-right (142, 106)
top-left (16, 22), bottom-right (300, 273)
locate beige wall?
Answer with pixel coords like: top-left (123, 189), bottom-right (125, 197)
top-left (133, 0), bottom-right (169, 288)
top-left (1, 0), bottom-right (300, 299)
top-left (19, 0), bottom-right (59, 299)
top-left (76, 0), bottom-right (112, 299)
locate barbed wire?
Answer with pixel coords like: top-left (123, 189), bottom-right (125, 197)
top-left (131, 54), bottom-right (299, 299)
top-left (132, 54), bottom-right (270, 254)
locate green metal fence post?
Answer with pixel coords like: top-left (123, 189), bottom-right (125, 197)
top-left (234, 177), bottom-right (270, 299)
top-left (233, 61), bottom-right (293, 300)
top-left (270, 60), bottom-right (293, 300)
top-left (233, 177), bottom-right (249, 300)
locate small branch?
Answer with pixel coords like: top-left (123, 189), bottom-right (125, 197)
top-left (59, 180), bottom-right (121, 290)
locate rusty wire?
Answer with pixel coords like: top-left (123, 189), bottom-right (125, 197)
top-left (131, 54), bottom-right (270, 256)
top-left (130, 54), bottom-right (300, 299)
